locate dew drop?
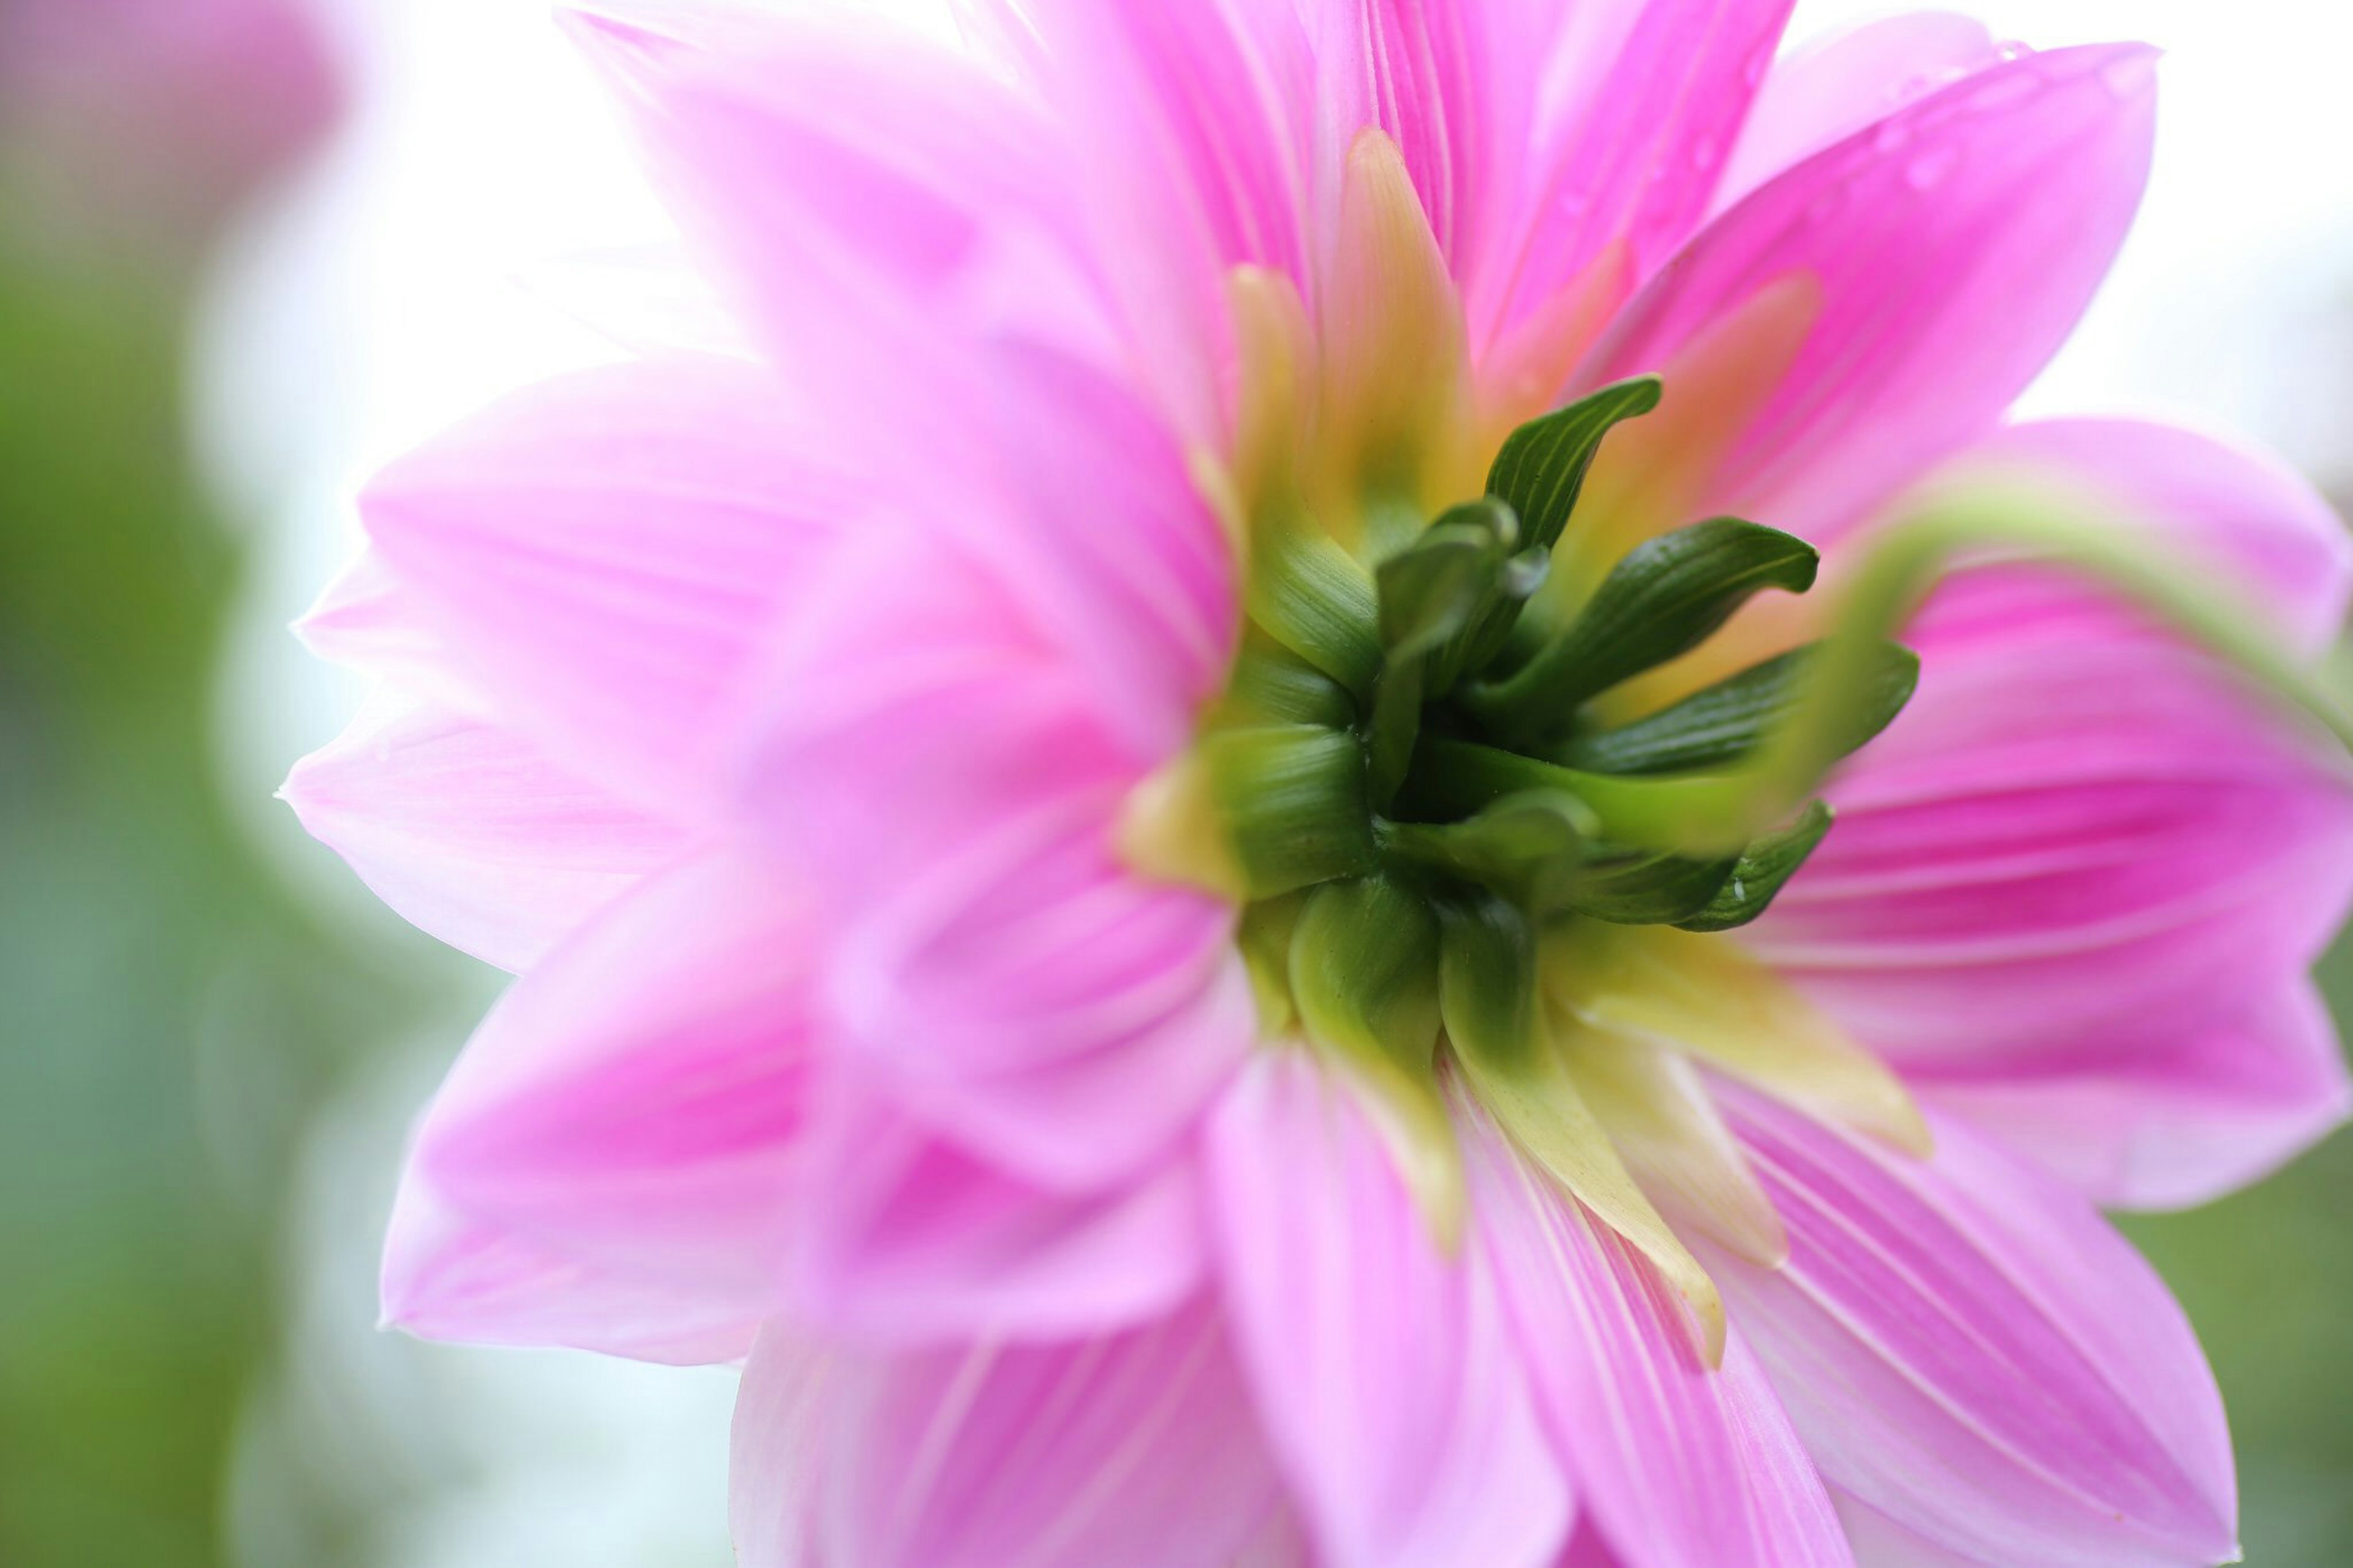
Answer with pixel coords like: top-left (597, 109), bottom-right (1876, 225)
top-left (1995, 39), bottom-right (2031, 62)
top-left (1873, 119), bottom-right (1911, 154)
top-left (1905, 145), bottom-right (1961, 191)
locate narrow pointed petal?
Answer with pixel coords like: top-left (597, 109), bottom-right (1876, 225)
top-left (1206, 1051), bottom-right (1573, 1568)
top-left (1713, 13), bottom-right (2004, 216)
top-left (1475, 0), bottom-right (1795, 366)
top-left (792, 1076), bottom-right (1208, 1344)
top-left (381, 1174), bottom-right (758, 1366)
top-left (730, 1300), bottom-right (1287, 1568)
top-left (1576, 44), bottom-right (2158, 550)
top-left (359, 355), bottom-right (855, 812)
top-left (1719, 1091), bottom-right (2238, 1567)
top-left (394, 855), bottom-right (814, 1319)
top-left (294, 550), bottom-right (483, 714)
top-left (283, 695), bottom-right (690, 971)
top-left (1466, 1110), bottom-right (1851, 1568)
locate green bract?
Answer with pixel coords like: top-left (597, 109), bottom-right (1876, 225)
top-left (1170, 374), bottom-right (1921, 1053)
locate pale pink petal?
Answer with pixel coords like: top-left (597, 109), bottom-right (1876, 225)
top-left (381, 1173), bottom-right (758, 1366)
top-left (1010, 0), bottom-right (1317, 433)
top-left (282, 695), bottom-right (692, 972)
top-left (582, 23), bottom-right (1240, 755)
top-left (1947, 417), bottom-right (2353, 653)
top-left (1751, 522), bottom-right (2353, 1202)
top-left (828, 795), bottom-right (1252, 1192)
top-left (1713, 13), bottom-right (2005, 217)
top-left (1474, 0), bottom-right (1795, 357)
top-left (730, 1299), bottom-right (1286, 1568)
top-left (358, 354), bottom-right (855, 813)
top-left (293, 550), bottom-right (485, 716)
top-left (1922, 981), bottom-right (2351, 1211)
top-left (1829, 1492), bottom-right (2001, 1567)
top-left (1578, 43), bottom-right (2157, 543)
top-left (1465, 1106), bottom-right (1850, 1568)
top-left (1207, 1052), bottom-right (1572, 1568)
top-left (395, 855), bottom-right (814, 1318)
top-left (792, 1074), bottom-right (1208, 1344)
top-left (1717, 1091), bottom-right (2237, 1567)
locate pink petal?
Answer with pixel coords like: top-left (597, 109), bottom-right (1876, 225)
top-left (282, 695), bottom-right (691, 972)
top-left (1010, 0), bottom-right (1317, 433)
top-left (585, 23), bottom-right (1240, 756)
top-left (1947, 417), bottom-right (2353, 654)
top-left (1206, 1052), bottom-right (1573, 1568)
top-left (1713, 13), bottom-right (2006, 217)
top-left (1923, 980), bottom-right (2351, 1211)
top-left (381, 1173), bottom-right (758, 1366)
top-left (359, 354), bottom-right (855, 814)
top-left (392, 855), bottom-right (814, 1324)
top-left (792, 1072), bottom-right (1209, 1344)
top-left (1474, 0), bottom-right (1794, 358)
top-left (1578, 43), bottom-right (2158, 543)
top-left (1464, 1105), bottom-right (1851, 1568)
top-left (1751, 510), bottom-right (2353, 1202)
top-left (1717, 1090), bottom-right (2238, 1566)
top-left (828, 795), bottom-right (1253, 1192)
top-left (730, 1298), bottom-right (1287, 1568)
top-left (294, 550), bottom-right (483, 716)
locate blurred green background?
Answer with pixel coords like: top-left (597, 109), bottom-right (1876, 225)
top-left (6, 1), bottom-right (2353, 1565)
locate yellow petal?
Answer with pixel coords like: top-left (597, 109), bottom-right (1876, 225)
top-left (1550, 925), bottom-right (1933, 1157)
top-left (1554, 1009), bottom-right (1788, 1268)
top-left (1314, 129), bottom-right (1479, 543)
top-left (1455, 1018), bottom-right (1726, 1363)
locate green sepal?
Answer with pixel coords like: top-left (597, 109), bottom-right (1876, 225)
top-left (1442, 378), bottom-right (1660, 686)
top-left (1200, 725), bottom-right (1377, 898)
top-left (1555, 642), bottom-right (1919, 776)
top-left (1435, 892), bottom-right (1543, 1070)
top-left (1486, 377), bottom-right (1664, 555)
top-left (1248, 528), bottom-right (1383, 700)
top-left (1367, 499), bottom-right (1523, 805)
top-left (1675, 801), bottom-right (1835, 933)
top-left (1556, 845), bottom-right (1741, 926)
top-left (1237, 892), bottom-right (1309, 1033)
top-left (1382, 790), bottom-right (1593, 908)
top-left (1218, 631), bottom-right (1359, 730)
top-left (1468, 518), bottom-right (1821, 743)
top-left (1291, 874), bottom-right (1444, 1077)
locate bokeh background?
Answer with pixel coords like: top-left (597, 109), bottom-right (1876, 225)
top-left (5, 1), bottom-right (2353, 1563)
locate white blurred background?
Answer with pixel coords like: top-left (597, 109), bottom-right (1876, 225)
top-left (29, 1), bottom-right (2353, 1563)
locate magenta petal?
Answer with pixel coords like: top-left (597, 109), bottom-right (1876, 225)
top-left (1475, 0), bottom-right (1794, 354)
top-left (730, 1299), bottom-right (1286, 1568)
top-left (360, 354), bottom-right (854, 813)
top-left (1207, 1053), bottom-right (1573, 1568)
top-left (398, 854), bottom-right (814, 1317)
top-left (1713, 12), bottom-right (2004, 216)
top-left (283, 697), bottom-right (691, 971)
top-left (1581, 43), bottom-right (2157, 542)
top-left (1947, 417), bottom-right (2353, 654)
top-left (1466, 1107), bottom-right (1849, 1568)
top-left (792, 1074), bottom-right (1208, 1344)
top-left (1718, 1091), bottom-right (2237, 1566)
top-left (1925, 980), bottom-right (2351, 1211)
top-left (381, 1173), bottom-right (758, 1366)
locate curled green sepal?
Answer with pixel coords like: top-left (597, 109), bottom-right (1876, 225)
top-left (1555, 642), bottom-right (1919, 776)
top-left (1556, 846), bottom-right (1741, 926)
top-left (1466, 518), bottom-right (1821, 744)
top-left (1366, 500), bottom-right (1523, 804)
top-left (1441, 377), bottom-right (1662, 686)
top-left (1200, 725), bottom-right (1377, 898)
top-left (1290, 874), bottom-right (1444, 1078)
top-left (1434, 892), bottom-right (1542, 1068)
top-left (1674, 801), bottom-right (1835, 933)
top-left (1383, 790), bottom-right (1593, 909)
top-left (1247, 528), bottom-right (1384, 700)
top-left (1217, 632), bottom-right (1359, 730)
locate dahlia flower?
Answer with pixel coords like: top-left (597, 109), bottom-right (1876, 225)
top-left (287, 2), bottom-right (2353, 1563)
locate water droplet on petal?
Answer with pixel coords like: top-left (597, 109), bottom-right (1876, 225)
top-left (1905, 145), bottom-right (1961, 191)
top-left (1995, 39), bottom-right (2032, 62)
top-left (1873, 119), bottom-right (1911, 154)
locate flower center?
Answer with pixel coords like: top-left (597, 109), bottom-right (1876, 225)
top-left (1121, 132), bottom-right (1928, 1355)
